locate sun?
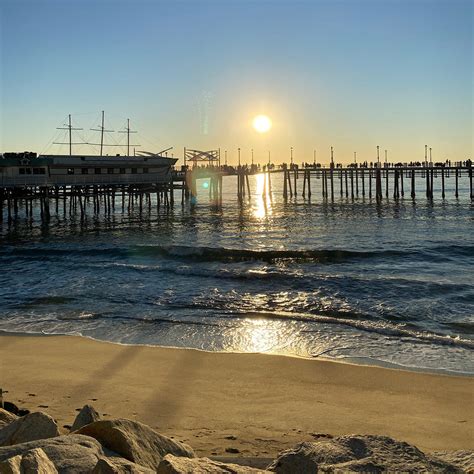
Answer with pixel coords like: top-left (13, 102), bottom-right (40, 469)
top-left (253, 115), bottom-right (272, 133)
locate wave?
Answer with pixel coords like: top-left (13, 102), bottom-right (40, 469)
top-left (2, 243), bottom-right (473, 265)
top-left (229, 310), bottom-right (474, 350)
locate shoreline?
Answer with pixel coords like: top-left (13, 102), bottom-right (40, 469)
top-left (1, 333), bottom-right (473, 456)
top-left (1, 329), bottom-right (472, 379)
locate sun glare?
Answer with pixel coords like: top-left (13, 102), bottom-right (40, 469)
top-left (253, 115), bottom-right (272, 133)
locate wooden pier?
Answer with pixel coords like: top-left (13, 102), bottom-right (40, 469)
top-left (1, 163), bottom-right (472, 223)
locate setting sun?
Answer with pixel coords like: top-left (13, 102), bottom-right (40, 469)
top-left (252, 114), bottom-right (272, 133)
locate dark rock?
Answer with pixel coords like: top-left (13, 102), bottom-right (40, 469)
top-left (226, 447), bottom-right (240, 454)
top-left (267, 435), bottom-right (464, 473)
top-left (71, 404), bottom-right (101, 431)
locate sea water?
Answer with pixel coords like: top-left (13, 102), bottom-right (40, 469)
top-left (1, 173), bottom-right (473, 374)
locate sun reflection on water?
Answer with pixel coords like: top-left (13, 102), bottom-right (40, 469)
top-left (253, 173), bottom-right (272, 219)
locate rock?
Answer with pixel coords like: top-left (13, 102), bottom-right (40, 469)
top-left (0, 454), bottom-right (21, 474)
top-left (267, 435), bottom-right (463, 473)
top-left (226, 447), bottom-right (240, 454)
top-left (0, 411), bottom-right (17, 430)
top-left (319, 457), bottom-right (385, 473)
top-left (76, 419), bottom-right (195, 470)
top-left (157, 454), bottom-right (271, 473)
top-left (20, 448), bottom-right (58, 473)
top-left (0, 404), bottom-right (28, 418)
top-left (92, 457), bottom-right (155, 473)
top-left (433, 450), bottom-right (474, 472)
top-left (71, 404), bottom-right (101, 431)
top-left (0, 434), bottom-right (105, 473)
top-left (0, 412), bottom-right (60, 447)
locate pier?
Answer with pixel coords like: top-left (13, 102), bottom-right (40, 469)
top-left (0, 157), bottom-right (472, 224)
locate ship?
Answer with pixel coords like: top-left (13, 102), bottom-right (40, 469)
top-left (0, 112), bottom-right (178, 188)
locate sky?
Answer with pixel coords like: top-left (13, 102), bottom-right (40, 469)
top-left (0, 0), bottom-right (472, 165)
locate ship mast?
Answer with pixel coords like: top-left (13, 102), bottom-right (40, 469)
top-left (54, 114), bottom-right (83, 156)
top-left (118, 118), bottom-right (138, 157)
top-left (90, 111), bottom-right (114, 156)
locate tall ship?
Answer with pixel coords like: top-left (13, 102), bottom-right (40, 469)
top-left (0, 112), bottom-right (178, 188)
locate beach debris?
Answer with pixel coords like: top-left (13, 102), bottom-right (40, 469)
top-left (226, 447), bottom-right (240, 453)
top-left (225, 435), bottom-right (238, 440)
top-left (75, 419), bottom-right (195, 470)
top-left (70, 404), bottom-right (101, 432)
top-left (156, 453), bottom-right (271, 473)
top-left (18, 447), bottom-right (58, 473)
top-left (0, 412), bottom-right (59, 447)
top-left (92, 456), bottom-right (155, 473)
top-left (0, 410), bottom-right (17, 430)
top-left (0, 434), bottom-right (104, 472)
top-left (267, 435), bottom-right (464, 473)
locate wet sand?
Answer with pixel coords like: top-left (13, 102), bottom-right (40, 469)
top-left (1, 333), bottom-right (472, 457)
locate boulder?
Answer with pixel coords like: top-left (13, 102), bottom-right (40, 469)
top-left (0, 412), bottom-right (59, 447)
top-left (76, 419), bottom-right (194, 470)
top-left (157, 454), bottom-right (271, 473)
top-left (71, 405), bottom-right (101, 432)
top-left (92, 457), bottom-right (155, 473)
top-left (0, 454), bottom-right (21, 474)
top-left (267, 435), bottom-right (463, 473)
top-left (433, 450), bottom-right (474, 472)
top-left (20, 448), bottom-right (58, 473)
top-left (0, 434), bottom-right (104, 473)
top-left (0, 411), bottom-right (17, 430)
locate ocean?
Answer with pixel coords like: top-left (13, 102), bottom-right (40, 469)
top-left (1, 172), bottom-right (473, 374)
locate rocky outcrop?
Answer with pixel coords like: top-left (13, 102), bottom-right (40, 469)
top-left (0, 454), bottom-right (21, 473)
top-left (0, 434), bottom-right (105, 473)
top-left (0, 411), bottom-right (17, 430)
top-left (157, 454), bottom-right (271, 473)
top-left (0, 412), bottom-right (59, 447)
top-left (268, 435), bottom-right (463, 473)
top-left (76, 419), bottom-right (195, 470)
top-left (19, 448), bottom-right (58, 473)
top-left (71, 404), bottom-right (101, 432)
top-left (92, 457), bottom-right (155, 473)
top-left (433, 450), bottom-right (474, 473)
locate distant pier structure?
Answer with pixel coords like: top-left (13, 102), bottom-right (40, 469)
top-left (0, 148), bottom-right (472, 223)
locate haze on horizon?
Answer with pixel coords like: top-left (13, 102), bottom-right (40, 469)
top-left (0, 0), bottom-right (472, 166)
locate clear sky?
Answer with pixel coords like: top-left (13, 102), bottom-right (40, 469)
top-left (0, 0), bottom-right (472, 165)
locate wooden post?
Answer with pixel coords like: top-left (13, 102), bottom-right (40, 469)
top-left (411, 169), bottom-right (416, 199)
top-left (441, 167), bottom-right (445, 199)
top-left (385, 169), bottom-right (389, 198)
top-left (344, 170), bottom-right (348, 198)
top-left (355, 168), bottom-right (359, 197)
top-left (283, 169), bottom-right (288, 199)
top-left (350, 169), bottom-right (354, 199)
top-left (455, 168), bottom-right (459, 198)
top-left (330, 169), bottom-right (334, 201)
top-left (369, 170), bottom-right (372, 199)
top-left (400, 169), bottom-right (404, 197)
top-left (293, 169), bottom-right (297, 196)
top-left (307, 170), bottom-right (311, 198)
top-left (362, 169), bottom-right (365, 197)
top-left (469, 166), bottom-right (473, 200)
top-left (340, 169), bottom-right (343, 197)
top-left (302, 170), bottom-right (306, 197)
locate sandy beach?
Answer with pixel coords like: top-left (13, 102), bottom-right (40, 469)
top-left (1, 333), bottom-right (472, 458)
